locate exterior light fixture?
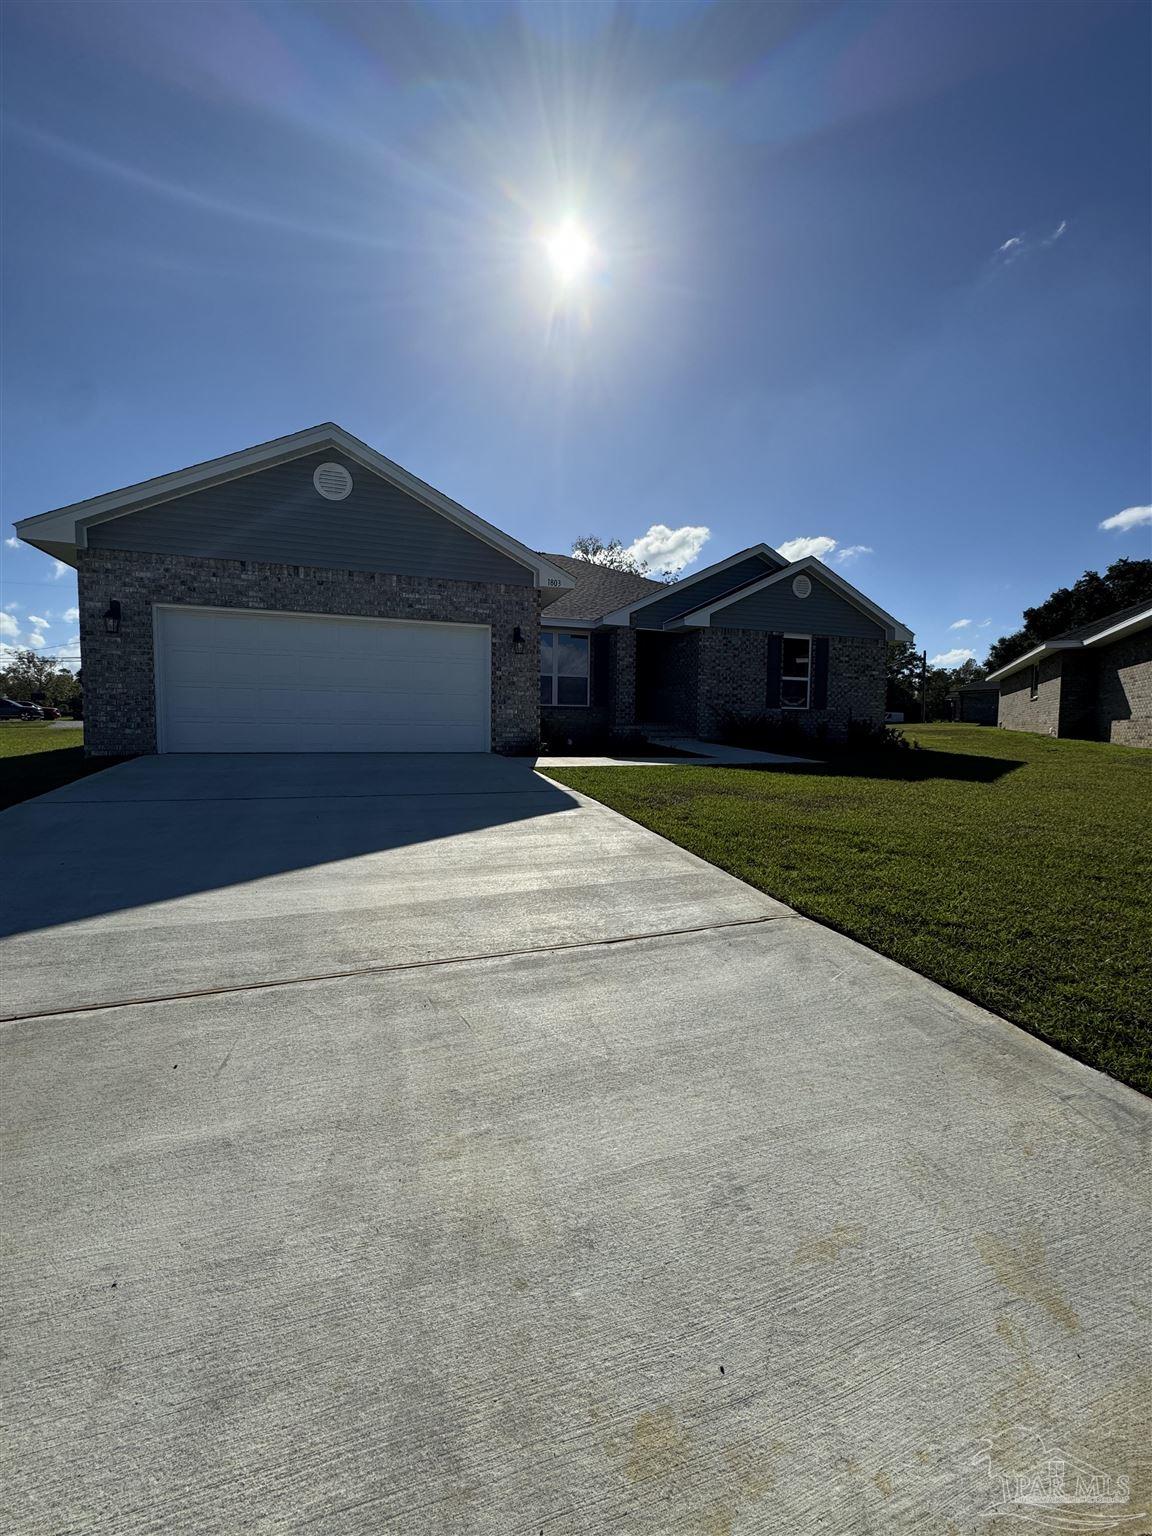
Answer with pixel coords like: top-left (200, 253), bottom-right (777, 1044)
top-left (512, 625), bottom-right (526, 655)
top-left (103, 600), bottom-right (122, 635)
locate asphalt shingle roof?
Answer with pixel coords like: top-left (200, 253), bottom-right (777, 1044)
top-left (539, 552), bottom-right (665, 621)
top-left (1049, 599), bottom-right (1152, 644)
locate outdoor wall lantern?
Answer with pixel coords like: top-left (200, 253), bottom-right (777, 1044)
top-left (512, 625), bottom-right (526, 655)
top-left (103, 600), bottom-right (122, 635)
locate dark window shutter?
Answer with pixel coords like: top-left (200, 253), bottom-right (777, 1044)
top-left (811, 636), bottom-right (829, 710)
top-left (766, 632), bottom-right (783, 708)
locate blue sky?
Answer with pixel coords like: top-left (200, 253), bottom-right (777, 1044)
top-left (2, 0), bottom-right (1149, 670)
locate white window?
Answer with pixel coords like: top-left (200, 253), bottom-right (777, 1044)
top-left (781, 635), bottom-right (811, 709)
top-left (540, 632), bottom-right (590, 706)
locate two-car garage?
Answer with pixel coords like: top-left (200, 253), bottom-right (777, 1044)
top-left (154, 606), bottom-right (491, 753)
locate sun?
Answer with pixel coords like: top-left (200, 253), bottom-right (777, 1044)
top-left (542, 219), bottom-right (595, 285)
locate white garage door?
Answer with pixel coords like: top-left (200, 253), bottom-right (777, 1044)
top-left (154, 606), bottom-right (491, 753)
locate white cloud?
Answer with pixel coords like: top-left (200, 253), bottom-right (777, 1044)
top-left (50, 559), bottom-right (69, 580)
top-left (978, 618), bottom-right (993, 628)
top-left (3, 602), bottom-right (17, 612)
top-left (949, 618), bottom-right (972, 630)
top-left (1099, 505), bottom-right (1152, 533)
top-left (27, 614), bottom-right (50, 630)
top-left (835, 544), bottom-right (872, 564)
top-left (930, 647), bottom-right (976, 667)
top-left (0, 612), bottom-right (19, 638)
top-left (777, 535), bottom-right (837, 563)
top-left (626, 523), bottom-right (711, 574)
top-left (62, 606), bottom-right (80, 624)
top-left (26, 631), bottom-right (47, 649)
top-left (992, 220), bottom-right (1068, 267)
top-left (4, 536), bottom-right (19, 550)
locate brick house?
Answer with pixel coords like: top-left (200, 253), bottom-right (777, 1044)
top-left (946, 681), bottom-right (1000, 726)
top-left (987, 602), bottom-right (1152, 748)
top-left (14, 424), bottom-right (910, 756)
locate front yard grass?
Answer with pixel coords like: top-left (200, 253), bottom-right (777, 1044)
top-left (547, 724), bottom-right (1152, 1095)
top-left (0, 722), bottom-right (122, 811)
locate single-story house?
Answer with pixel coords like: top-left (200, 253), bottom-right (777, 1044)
top-left (946, 681), bottom-right (999, 726)
top-left (986, 601), bottom-right (1152, 748)
top-left (14, 424), bottom-right (910, 756)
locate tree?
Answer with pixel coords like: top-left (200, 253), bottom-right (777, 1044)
top-left (885, 640), bottom-right (922, 716)
top-left (0, 649), bottom-right (81, 711)
top-left (570, 535), bottom-right (650, 576)
top-left (985, 558), bottom-right (1152, 673)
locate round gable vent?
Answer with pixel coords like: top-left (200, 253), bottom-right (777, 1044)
top-left (314, 462), bottom-right (353, 501)
top-left (792, 573), bottom-right (812, 599)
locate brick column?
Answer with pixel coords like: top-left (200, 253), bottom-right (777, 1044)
top-left (610, 626), bottom-right (637, 734)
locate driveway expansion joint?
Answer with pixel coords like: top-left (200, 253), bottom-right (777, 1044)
top-left (0, 912), bottom-right (800, 1024)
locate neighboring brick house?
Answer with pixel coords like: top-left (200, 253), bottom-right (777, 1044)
top-left (947, 681), bottom-right (999, 725)
top-left (15, 423), bottom-right (911, 757)
top-left (987, 602), bottom-right (1152, 748)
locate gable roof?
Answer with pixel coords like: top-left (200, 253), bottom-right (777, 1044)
top-left (537, 552), bottom-right (664, 622)
top-left (675, 556), bottom-right (913, 643)
top-left (598, 544), bottom-right (787, 625)
top-left (14, 423), bottom-right (574, 594)
top-left (985, 600), bottom-right (1152, 682)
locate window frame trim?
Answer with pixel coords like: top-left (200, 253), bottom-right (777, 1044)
top-left (540, 629), bottom-right (591, 709)
top-left (780, 632), bottom-right (812, 710)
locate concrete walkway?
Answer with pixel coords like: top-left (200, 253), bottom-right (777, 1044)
top-left (536, 737), bottom-right (817, 768)
top-left (2, 754), bottom-right (1148, 1535)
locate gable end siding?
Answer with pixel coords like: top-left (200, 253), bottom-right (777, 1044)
top-left (632, 554), bottom-right (783, 629)
top-left (85, 451), bottom-right (534, 586)
top-left (708, 577), bottom-right (884, 638)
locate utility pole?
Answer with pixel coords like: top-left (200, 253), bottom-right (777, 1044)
top-left (919, 650), bottom-right (928, 722)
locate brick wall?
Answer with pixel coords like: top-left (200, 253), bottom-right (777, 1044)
top-left (997, 654), bottom-right (1063, 736)
top-left (78, 548), bottom-right (541, 756)
top-left (695, 630), bottom-right (886, 740)
top-left (1096, 630), bottom-right (1152, 748)
top-left (609, 627), bottom-right (637, 733)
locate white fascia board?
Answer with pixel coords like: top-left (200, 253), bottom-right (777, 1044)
top-left (677, 557), bottom-right (914, 644)
top-left (1081, 607), bottom-right (1152, 647)
top-left (14, 423), bottom-right (574, 591)
top-left (984, 639), bottom-right (1079, 683)
top-left (598, 543), bottom-right (785, 625)
top-left (541, 615), bottom-right (598, 628)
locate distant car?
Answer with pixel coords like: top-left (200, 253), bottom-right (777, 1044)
top-left (0, 698), bottom-right (41, 721)
top-left (39, 705), bottom-right (61, 720)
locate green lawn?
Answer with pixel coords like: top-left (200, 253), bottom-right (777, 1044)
top-left (548, 724), bottom-right (1152, 1095)
top-left (0, 722), bottom-right (121, 811)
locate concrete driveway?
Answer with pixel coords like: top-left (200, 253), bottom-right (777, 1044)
top-left (2, 755), bottom-right (1148, 1535)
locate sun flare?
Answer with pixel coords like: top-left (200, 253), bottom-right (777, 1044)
top-left (542, 219), bottom-right (594, 285)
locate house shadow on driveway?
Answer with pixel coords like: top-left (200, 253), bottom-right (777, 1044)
top-left (0, 752), bottom-right (785, 1016)
top-left (0, 753), bottom-right (580, 941)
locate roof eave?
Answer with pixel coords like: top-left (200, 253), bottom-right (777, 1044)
top-left (14, 424), bottom-right (574, 592)
top-left (677, 556), bottom-right (913, 644)
top-left (598, 543), bottom-right (786, 625)
top-left (985, 639), bottom-right (1079, 683)
top-left (1081, 608), bottom-right (1152, 647)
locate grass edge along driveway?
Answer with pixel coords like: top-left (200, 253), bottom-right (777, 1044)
top-left (547, 724), bottom-right (1151, 1096)
top-left (0, 722), bottom-right (126, 811)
